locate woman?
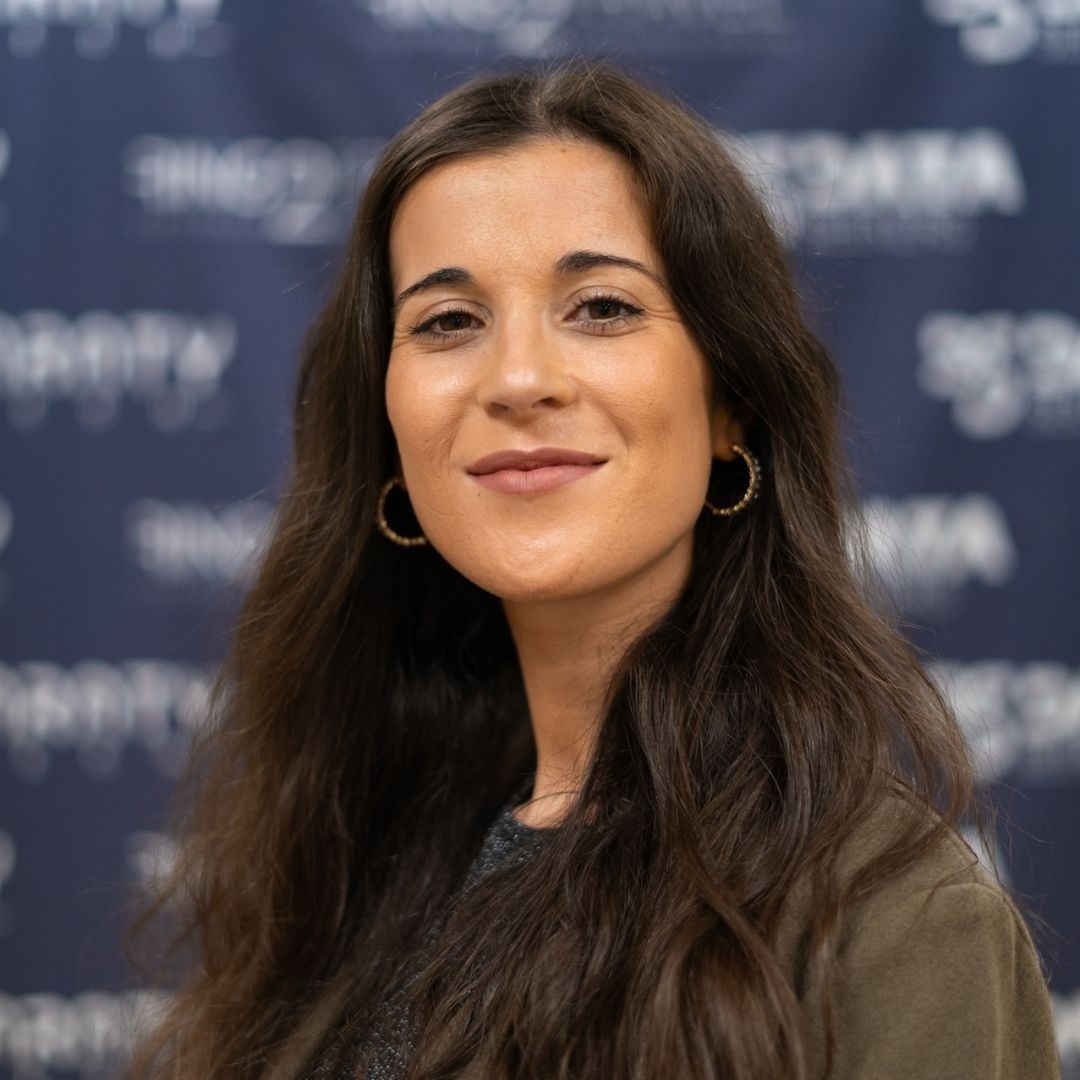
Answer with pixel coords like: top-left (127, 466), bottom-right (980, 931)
top-left (128, 61), bottom-right (1060, 1079)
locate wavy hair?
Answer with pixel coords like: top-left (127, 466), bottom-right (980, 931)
top-left (127, 59), bottom-right (978, 1079)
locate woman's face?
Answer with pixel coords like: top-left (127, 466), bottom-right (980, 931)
top-left (385, 136), bottom-right (743, 604)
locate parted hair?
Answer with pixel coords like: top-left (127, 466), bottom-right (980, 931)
top-left (127, 59), bottom-right (978, 1079)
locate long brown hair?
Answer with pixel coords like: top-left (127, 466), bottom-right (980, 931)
top-left (127, 59), bottom-right (978, 1079)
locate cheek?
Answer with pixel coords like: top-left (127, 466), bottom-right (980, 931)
top-left (385, 359), bottom-right (453, 464)
top-left (383, 357), bottom-right (409, 447)
top-left (619, 347), bottom-right (715, 496)
top-left (640, 414), bottom-right (713, 522)
top-left (383, 362), bottom-right (473, 548)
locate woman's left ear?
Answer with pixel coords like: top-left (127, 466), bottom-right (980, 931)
top-left (710, 402), bottom-right (752, 462)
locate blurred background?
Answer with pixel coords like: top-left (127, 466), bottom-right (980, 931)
top-left (1, 1), bottom-right (1078, 1076)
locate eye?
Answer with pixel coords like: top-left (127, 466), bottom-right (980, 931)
top-left (409, 308), bottom-right (481, 340)
top-left (573, 293), bottom-right (645, 332)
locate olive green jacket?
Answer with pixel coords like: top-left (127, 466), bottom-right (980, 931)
top-left (773, 796), bottom-right (1061, 1080)
top-left (271, 795), bottom-right (1061, 1079)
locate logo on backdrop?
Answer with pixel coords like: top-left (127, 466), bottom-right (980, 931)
top-left (0, 829), bottom-right (13, 936)
top-left (1, 0), bottom-right (232, 59)
top-left (0, 659), bottom-right (211, 781)
top-left (0, 309), bottom-right (237, 433)
top-left (0, 497), bottom-right (10, 556)
top-left (0, 130), bottom-right (9, 238)
top-left (358, 0), bottom-right (793, 57)
top-left (127, 498), bottom-right (274, 587)
top-left (917, 311), bottom-right (1080, 439)
top-left (126, 830), bottom-right (177, 893)
top-left (862, 494), bottom-right (1016, 617)
top-left (0, 991), bottom-right (169, 1075)
top-left (931, 659), bottom-right (1080, 784)
top-left (730, 128), bottom-right (1025, 254)
top-left (1058, 993), bottom-right (1080, 1071)
top-left (0, 496), bottom-right (11, 608)
top-left (124, 136), bottom-right (384, 245)
top-left (925, 0), bottom-right (1080, 64)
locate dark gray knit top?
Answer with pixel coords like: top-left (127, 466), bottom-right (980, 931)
top-left (307, 777), bottom-right (550, 1078)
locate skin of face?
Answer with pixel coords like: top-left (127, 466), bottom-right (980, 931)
top-left (385, 136), bottom-right (745, 614)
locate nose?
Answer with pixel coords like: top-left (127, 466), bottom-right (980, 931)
top-left (475, 315), bottom-right (575, 417)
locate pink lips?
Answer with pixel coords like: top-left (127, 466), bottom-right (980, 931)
top-left (467, 447), bottom-right (607, 494)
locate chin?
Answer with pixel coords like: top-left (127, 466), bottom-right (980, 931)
top-left (493, 581), bottom-right (589, 604)
top-left (461, 558), bottom-right (608, 606)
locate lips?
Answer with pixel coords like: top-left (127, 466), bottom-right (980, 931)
top-left (467, 447), bottom-right (608, 475)
top-left (466, 446), bottom-right (608, 496)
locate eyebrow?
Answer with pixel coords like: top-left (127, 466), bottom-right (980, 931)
top-left (554, 249), bottom-right (666, 287)
top-left (392, 249), bottom-right (666, 316)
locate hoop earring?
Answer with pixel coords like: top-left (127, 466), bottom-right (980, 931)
top-left (703, 444), bottom-right (761, 518)
top-left (375, 476), bottom-right (428, 547)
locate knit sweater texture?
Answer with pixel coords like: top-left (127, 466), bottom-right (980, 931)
top-left (306, 777), bottom-right (547, 1078)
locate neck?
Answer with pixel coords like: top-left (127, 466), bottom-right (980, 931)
top-left (502, 537), bottom-right (692, 828)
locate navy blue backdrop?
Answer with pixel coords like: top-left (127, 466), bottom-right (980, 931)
top-left (1, 2), bottom-right (1078, 1075)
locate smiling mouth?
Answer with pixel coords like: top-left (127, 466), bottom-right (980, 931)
top-left (465, 445), bottom-right (608, 493)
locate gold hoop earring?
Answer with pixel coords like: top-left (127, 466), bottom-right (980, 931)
top-left (703, 444), bottom-right (761, 518)
top-left (375, 476), bottom-right (428, 547)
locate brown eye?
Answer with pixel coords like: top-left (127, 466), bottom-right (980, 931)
top-left (574, 295), bottom-right (645, 331)
top-left (586, 298), bottom-right (624, 320)
top-left (410, 309), bottom-right (480, 339)
top-left (435, 312), bottom-right (474, 333)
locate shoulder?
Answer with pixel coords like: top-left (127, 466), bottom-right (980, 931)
top-left (823, 789), bottom-right (1039, 998)
top-left (781, 789), bottom-right (1061, 1080)
top-left (834, 785), bottom-right (995, 905)
top-left (777, 786), bottom-right (1013, 946)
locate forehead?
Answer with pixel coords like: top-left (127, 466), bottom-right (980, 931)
top-left (388, 137), bottom-right (657, 286)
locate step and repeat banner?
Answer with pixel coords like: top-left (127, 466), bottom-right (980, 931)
top-left (0, 2), bottom-right (1078, 1075)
